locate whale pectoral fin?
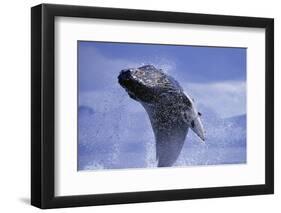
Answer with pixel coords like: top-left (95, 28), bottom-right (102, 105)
top-left (155, 127), bottom-right (189, 167)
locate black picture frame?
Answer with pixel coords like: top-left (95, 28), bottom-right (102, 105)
top-left (31, 3), bottom-right (274, 209)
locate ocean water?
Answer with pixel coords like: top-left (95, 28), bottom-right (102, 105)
top-left (78, 87), bottom-right (246, 171)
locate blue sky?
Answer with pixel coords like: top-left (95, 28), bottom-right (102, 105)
top-left (78, 41), bottom-right (247, 170)
top-left (78, 41), bottom-right (246, 118)
top-left (79, 41), bottom-right (246, 86)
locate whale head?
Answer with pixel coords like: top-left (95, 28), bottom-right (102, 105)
top-left (118, 65), bottom-right (181, 103)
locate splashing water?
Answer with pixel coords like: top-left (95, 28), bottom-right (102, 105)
top-left (78, 64), bottom-right (246, 171)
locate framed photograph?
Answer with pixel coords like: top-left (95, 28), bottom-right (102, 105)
top-left (31, 3), bottom-right (274, 209)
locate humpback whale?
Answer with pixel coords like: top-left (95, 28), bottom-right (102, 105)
top-left (118, 65), bottom-right (205, 167)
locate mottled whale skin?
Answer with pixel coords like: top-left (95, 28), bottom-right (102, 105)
top-left (118, 65), bottom-right (205, 167)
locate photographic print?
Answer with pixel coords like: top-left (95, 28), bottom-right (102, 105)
top-left (78, 41), bottom-right (247, 171)
top-left (31, 5), bottom-right (274, 208)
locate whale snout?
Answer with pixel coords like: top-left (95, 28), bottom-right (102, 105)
top-left (118, 69), bottom-right (132, 86)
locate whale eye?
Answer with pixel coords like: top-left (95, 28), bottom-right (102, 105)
top-left (198, 112), bottom-right (202, 116)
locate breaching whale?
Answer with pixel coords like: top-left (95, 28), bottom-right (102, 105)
top-left (118, 65), bottom-right (205, 167)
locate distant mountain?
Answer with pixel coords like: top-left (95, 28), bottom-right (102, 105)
top-left (196, 109), bottom-right (246, 148)
top-left (178, 112), bottom-right (247, 166)
top-left (224, 114), bottom-right (246, 129)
